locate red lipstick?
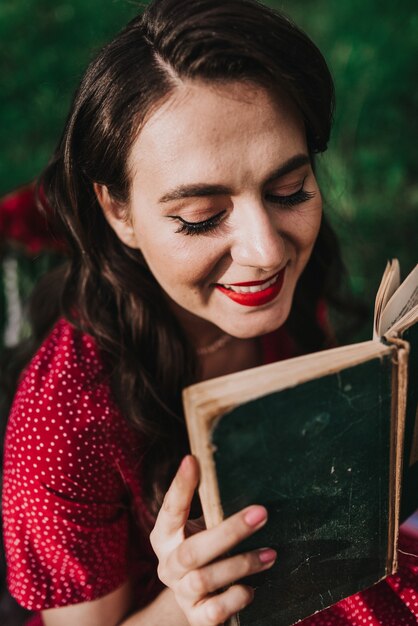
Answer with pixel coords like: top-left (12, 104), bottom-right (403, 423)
top-left (227, 277), bottom-right (277, 287)
top-left (215, 267), bottom-right (286, 307)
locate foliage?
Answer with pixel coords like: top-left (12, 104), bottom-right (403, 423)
top-left (277, 0), bottom-right (418, 308)
top-left (0, 0), bottom-right (417, 340)
top-left (0, 0), bottom-right (138, 191)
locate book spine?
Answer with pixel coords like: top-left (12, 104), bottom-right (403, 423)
top-left (387, 336), bottom-right (410, 573)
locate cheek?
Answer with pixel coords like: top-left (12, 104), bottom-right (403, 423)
top-left (282, 202), bottom-right (322, 252)
top-left (140, 229), bottom-right (227, 289)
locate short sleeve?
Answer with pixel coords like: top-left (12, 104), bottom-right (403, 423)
top-left (2, 321), bottom-right (134, 610)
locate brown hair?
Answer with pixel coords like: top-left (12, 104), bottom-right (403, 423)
top-left (3, 0), bottom-right (349, 514)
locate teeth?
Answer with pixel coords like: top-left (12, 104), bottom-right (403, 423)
top-left (223, 274), bottom-right (278, 294)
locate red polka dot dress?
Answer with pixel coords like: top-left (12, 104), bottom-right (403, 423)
top-left (3, 319), bottom-right (418, 625)
top-left (2, 319), bottom-right (161, 622)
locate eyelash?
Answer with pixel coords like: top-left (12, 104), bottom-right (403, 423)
top-left (172, 211), bottom-right (226, 236)
top-left (266, 186), bottom-right (316, 207)
top-left (171, 180), bottom-right (316, 236)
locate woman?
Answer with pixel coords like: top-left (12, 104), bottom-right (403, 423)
top-left (3, 1), bottom-right (417, 625)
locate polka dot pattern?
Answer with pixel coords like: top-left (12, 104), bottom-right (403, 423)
top-left (3, 318), bottom-right (418, 625)
top-left (2, 319), bottom-right (159, 611)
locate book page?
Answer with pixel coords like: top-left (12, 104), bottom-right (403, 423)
top-left (379, 264), bottom-right (418, 336)
top-left (374, 260), bottom-right (400, 340)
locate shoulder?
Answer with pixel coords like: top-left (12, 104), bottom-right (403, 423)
top-left (16, 317), bottom-right (111, 403)
top-left (12, 317), bottom-right (117, 422)
top-left (4, 319), bottom-right (131, 495)
top-left (2, 321), bottom-right (145, 610)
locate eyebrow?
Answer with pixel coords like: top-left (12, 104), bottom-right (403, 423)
top-left (158, 153), bottom-right (311, 204)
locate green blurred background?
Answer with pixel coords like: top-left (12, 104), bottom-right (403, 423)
top-left (1, 0), bottom-right (417, 340)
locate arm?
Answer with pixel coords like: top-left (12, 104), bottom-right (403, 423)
top-left (42, 456), bottom-right (276, 626)
top-left (121, 588), bottom-right (189, 626)
top-left (42, 582), bottom-right (189, 626)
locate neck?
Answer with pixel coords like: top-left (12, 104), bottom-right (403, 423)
top-left (196, 331), bottom-right (233, 356)
top-left (165, 296), bottom-right (263, 378)
top-left (197, 336), bottom-right (263, 382)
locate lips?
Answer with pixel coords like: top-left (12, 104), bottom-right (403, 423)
top-left (215, 267), bottom-right (286, 307)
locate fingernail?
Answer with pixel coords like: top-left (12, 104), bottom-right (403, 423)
top-left (258, 548), bottom-right (277, 564)
top-left (244, 506), bottom-right (267, 528)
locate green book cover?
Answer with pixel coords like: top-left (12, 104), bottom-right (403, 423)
top-left (210, 357), bottom-right (393, 625)
top-left (184, 260), bottom-right (417, 625)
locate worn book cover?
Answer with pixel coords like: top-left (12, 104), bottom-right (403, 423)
top-left (183, 260), bottom-right (417, 626)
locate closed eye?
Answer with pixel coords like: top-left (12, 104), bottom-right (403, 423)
top-left (265, 177), bottom-right (316, 207)
top-left (168, 210), bottom-right (227, 236)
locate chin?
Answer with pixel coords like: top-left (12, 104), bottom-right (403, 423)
top-left (220, 302), bottom-right (292, 339)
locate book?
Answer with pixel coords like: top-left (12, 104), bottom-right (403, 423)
top-left (182, 259), bottom-right (418, 626)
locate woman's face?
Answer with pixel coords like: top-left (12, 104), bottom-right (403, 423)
top-left (105, 81), bottom-right (322, 342)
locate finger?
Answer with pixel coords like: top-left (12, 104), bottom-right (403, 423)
top-left (193, 584), bottom-right (254, 626)
top-left (179, 548), bottom-right (277, 600)
top-left (169, 504), bottom-right (268, 577)
top-left (153, 455), bottom-right (200, 539)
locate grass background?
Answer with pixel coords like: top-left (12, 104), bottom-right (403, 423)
top-left (1, 0), bottom-right (417, 339)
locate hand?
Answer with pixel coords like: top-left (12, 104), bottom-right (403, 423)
top-left (150, 455), bottom-right (277, 626)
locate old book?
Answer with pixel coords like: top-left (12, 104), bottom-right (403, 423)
top-left (183, 259), bottom-right (418, 626)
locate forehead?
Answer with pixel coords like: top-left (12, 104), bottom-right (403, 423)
top-left (128, 80), bottom-right (306, 188)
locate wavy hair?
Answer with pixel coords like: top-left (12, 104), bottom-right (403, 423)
top-left (3, 0), bottom-right (351, 514)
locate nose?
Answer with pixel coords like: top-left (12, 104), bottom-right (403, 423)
top-left (230, 202), bottom-right (286, 271)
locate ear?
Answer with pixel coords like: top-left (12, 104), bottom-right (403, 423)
top-left (93, 182), bottom-right (139, 249)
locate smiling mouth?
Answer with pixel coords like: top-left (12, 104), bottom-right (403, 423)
top-left (219, 273), bottom-right (280, 294)
top-left (215, 267), bottom-right (287, 307)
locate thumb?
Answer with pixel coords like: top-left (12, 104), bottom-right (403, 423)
top-left (153, 455), bottom-right (200, 540)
